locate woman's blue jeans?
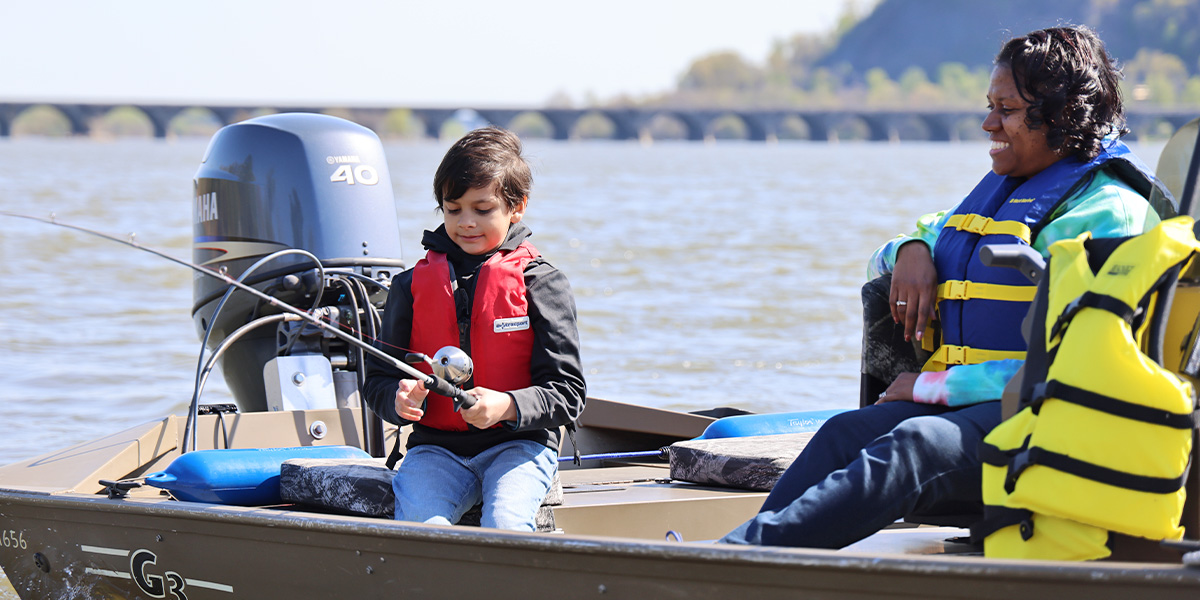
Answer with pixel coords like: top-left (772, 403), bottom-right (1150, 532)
top-left (392, 439), bottom-right (557, 532)
top-left (720, 400), bottom-right (1001, 548)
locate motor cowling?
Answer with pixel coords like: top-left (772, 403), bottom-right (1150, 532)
top-left (192, 113), bottom-right (404, 412)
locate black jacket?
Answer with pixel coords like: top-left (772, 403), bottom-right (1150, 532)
top-left (362, 222), bottom-right (586, 457)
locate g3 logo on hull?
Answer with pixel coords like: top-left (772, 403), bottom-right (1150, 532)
top-left (81, 543), bottom-right (233, 596)
top-left (131, 549), bottom-right (187, 600)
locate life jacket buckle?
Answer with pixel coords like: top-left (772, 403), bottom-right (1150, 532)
top-left (944, 345), bottom-right (967, 366)
top-left (1029, 381), bottom-right (1049, 414)
top-left (943, 280), bottom-right (969, 300)
top-left (956, 213), bottom-right (991, 234)
top-left (1019, 517), bottom-right (1035, 541)
top-left (1005, 449), bottom-right (1035, 494)
top-left (1050, 296), bottom-right (1086, 341)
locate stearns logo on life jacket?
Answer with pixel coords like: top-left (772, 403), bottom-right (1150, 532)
top-left (973, 217), bottom-right (1200, 561)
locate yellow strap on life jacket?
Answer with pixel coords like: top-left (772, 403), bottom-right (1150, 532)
top-left (938, 280), bottom-right (1037, 302)
top-left (944, 213), bottom-right (1032, 244)
top-left (921, 344), bottom-right (1027, 371)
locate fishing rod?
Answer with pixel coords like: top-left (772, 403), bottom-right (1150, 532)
top-left (0, 210), bottom-right (480, 444)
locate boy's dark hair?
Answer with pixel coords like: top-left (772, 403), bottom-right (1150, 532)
top-left (433, 126), bottom-right (531, 211)
top-left (996, 25), bottom-right (1126, 161)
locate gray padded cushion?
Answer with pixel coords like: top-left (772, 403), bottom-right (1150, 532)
top-left (668, 432), bottom-right (816, 491)
top-left (280, 457), bottom-right (561, 531)
top-left (280, 457), bottom-right (396, 517)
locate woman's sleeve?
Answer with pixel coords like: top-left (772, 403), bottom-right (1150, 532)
top-left (1031, 172), bottom-right (1162, 254)
top-left (912, 359), bottom-right (1022, 406)
top-left (867, 207), bottom-right (956, 280)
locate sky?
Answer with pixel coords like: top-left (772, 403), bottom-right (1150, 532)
top-left (2, 0), bottom-right (854, 108)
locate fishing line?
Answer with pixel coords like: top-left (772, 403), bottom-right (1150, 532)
top-left (0, 210), bottom-right (418, 348)
top-left (0, 211), bottom-right (480, 448)
top-left (0, 209), bottom-right (413, 354)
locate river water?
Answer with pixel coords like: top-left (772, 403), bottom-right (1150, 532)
top-left (0, 136), bottom-right (1167, 597)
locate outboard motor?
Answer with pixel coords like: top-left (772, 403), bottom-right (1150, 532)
top-left (192, 113), bottom-right (404, 420)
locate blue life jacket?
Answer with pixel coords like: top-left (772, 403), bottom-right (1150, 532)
top-left (925, 139), bottom-right (1170, 371)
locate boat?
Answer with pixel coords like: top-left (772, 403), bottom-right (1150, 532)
top-left (1, 113), bottom-right (1200, 599)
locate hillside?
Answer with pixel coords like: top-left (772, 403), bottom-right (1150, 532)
top-left (821, 0), bottom-right (1200, 77)
top-left (647, 0), bottom-right (1200, 114)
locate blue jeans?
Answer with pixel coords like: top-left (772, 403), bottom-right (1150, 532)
top-left (392, 439), bottom-right (558, 531)
top-left (720, 400), bottom-right (1001, 548)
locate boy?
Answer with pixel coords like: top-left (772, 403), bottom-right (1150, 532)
top-left (363, 126), bottom-right (586, 531)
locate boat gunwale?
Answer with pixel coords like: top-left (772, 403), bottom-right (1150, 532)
top-left (2, 487), bottom-right (1198, 587)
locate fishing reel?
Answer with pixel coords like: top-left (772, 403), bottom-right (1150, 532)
top-left (431, 346), bottom-right (474, 386)
top-left (406, 346), bottom-right (476, 411)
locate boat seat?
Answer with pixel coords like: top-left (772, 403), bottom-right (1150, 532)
top-left (668, 433), bottom-right (986, 527)
top-left (667, 433), bottom-right (815, 491)
top-left (279, 457), bottom-right (562, 532)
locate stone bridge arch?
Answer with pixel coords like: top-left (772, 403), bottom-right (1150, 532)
top-left (0, 102), bottom-right (1193, 142)
top-left (597, 109), bottom-right (649, 140)
top-left (793, 113), bottom-right (835, 141)
top-left (536, 109), bottom-right (585, 140)
top-left (655, 110), bottom-right (705, 141)
top-left (570, 110), bottom-right (619, 139)
top-left (139, 106), bottom-right (190, 138)
top-left (409, 108), bottom-right (457, 139)
top-left (689, 111), bottom-right (765, 141)
top-left (638, 111), bottom-right (700, 141)
top-left (920, 111), bottom-right (988, 141)
top-left (0, 103), bottom-right (35, 137)
top-left (50, 104), bottom-right (97, 135)
top-left (1126, 111), bottom-right (1197, 141)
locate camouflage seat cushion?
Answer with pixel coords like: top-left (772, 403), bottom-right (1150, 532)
top-left (280, 457), bottom-right (562, 531)
top-left (668, 432), bottom-right (816, 491)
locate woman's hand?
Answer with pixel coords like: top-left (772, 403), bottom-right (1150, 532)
top-left (890, 241), bottom-right (938, 342)
top-left (460, 387), bottom-right (518, 429)
top-left (394, 379), bottom-right (428, 421)
top-left (875, 373), bottom-right (919, 404)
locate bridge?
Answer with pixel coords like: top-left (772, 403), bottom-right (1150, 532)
top-left (0, 102), bottom-right (1194, 142)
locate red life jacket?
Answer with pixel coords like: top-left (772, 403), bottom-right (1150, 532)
top-left (409, 241), bottom-right (538, 431)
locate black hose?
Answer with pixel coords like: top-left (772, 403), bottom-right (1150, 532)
top-left (186, 248), bottom-right (325, 453)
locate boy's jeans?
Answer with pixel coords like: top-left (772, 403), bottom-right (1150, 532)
top-left (392, 439), bottom-right (557, 532)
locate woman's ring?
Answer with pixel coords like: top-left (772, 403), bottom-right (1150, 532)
top-left (895, 300), bottom-right (907, 307)
top-left (878, 391), bottom-right (887, 399)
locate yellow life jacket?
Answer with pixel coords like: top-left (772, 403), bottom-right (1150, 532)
top-left (975, 216), bottom-right (1200, 560)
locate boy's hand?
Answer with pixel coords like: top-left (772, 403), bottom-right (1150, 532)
top-left (394, 379), bottom-right (428, 421)
top-left (460, 387), bottom-right (518, 429)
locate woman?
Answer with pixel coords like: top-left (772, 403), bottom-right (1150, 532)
top-left (720, 25), bottom-right (1173, 549)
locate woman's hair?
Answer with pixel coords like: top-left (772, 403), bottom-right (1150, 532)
top-left (433, 126), bottom-right (531, 211)
top-left (996, 25), bottom-right (1126, 160)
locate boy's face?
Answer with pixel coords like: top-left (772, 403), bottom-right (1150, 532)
top-left (442, 183), bottom-right (525, 255)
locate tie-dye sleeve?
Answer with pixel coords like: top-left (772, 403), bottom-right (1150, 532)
top-left (867, 208), bottom-right (955, 280)
top-left (911, 359), bottom-right (1022, 406)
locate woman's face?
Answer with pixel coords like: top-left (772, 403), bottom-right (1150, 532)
top-left (982, 66), bottom-right (1061, 178)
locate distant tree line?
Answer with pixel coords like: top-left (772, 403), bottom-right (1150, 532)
top-left (607, 0), bottom-right (1200, 112)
